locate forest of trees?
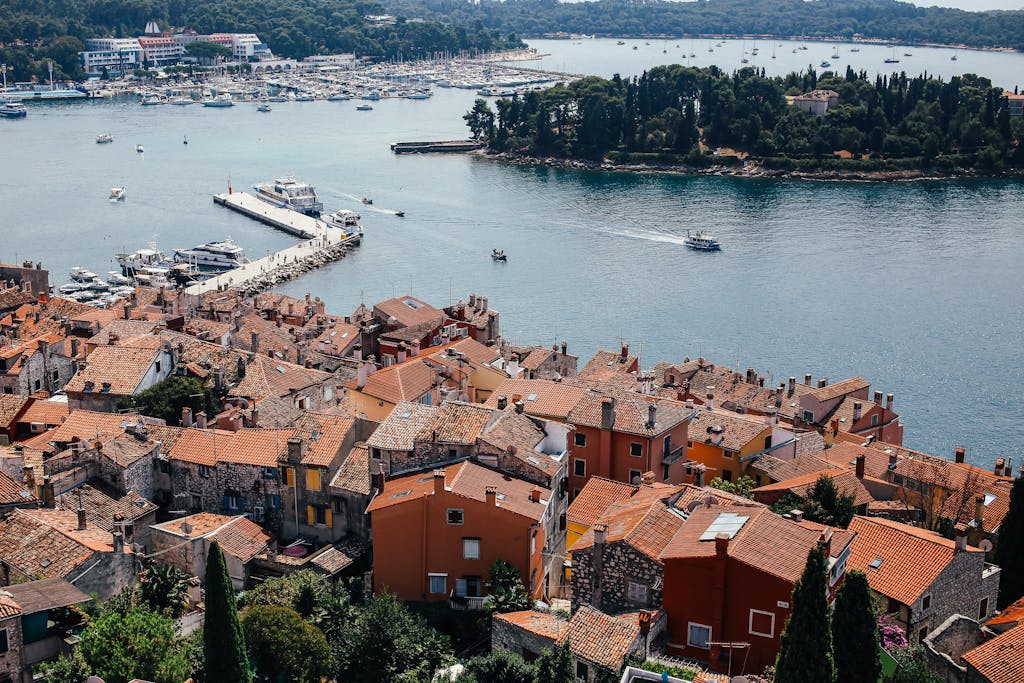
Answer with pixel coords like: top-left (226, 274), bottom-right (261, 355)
top-left (0, 0), bottom-right (521, 82)
top-left (464, 64), bottom-right (1024, 173)
top-left (389, 0), bottom-right (1024, 51)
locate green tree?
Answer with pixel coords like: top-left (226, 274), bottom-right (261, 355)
top-left (118, 375), bottom-right (219, 425)
top-left (775, 543), bottom-right (834, 683)
top-left (488, 559), bottom-right (533, 614)
top-left (242, 605), bottom-right (330, 683)
top-left (139, 563), bottom-right (190, 618)
top-left (771, 475), bottom-right (856, 528)
top-left (709, 475), bottom-right (756, 498)
top-left (996, 477), bottom-right (1024, 609)
top-left (461, 649), bottom-right (536, 683)
top-left (186, 40), bottom-right (232, 62)
top-left (78, 608), bottom-right (189, 683)
top-left (37, 649), bottom-right (89, 683)
top-left (534, 639), bottom-right (574, 683)
top-left (884, 646), bottom-right (941, 683)
top-left (464, 98), bottom-right (495, 141)
top-left (204, 541), bottom-right (252, 683)
top-left (832, 570), bottom-right (881, 683)
top-left (336, 593), bottom-right (454, 683)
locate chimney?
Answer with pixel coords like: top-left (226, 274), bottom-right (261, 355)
top-left (641, 471), bottom-right (655, 485)
top-left (646, 403), bottom-right (657, 429)
top-left (237, 356), bottom-right (246, 378)
top-left (714, 532), bottom-right (729, 559)
top-left (955, 447), bottom-right (965, 464)
top-left (886, 393), bottom-right (894, 411)
top-left (480, 296), bottom-right (488, 312)
top-left (855, 454), bottom-right (865, 478)
top-left (113, 531), bottom-right (124, 553)
top-left (873, 390), bottom-right (884, 404)
top-left (817, 378), bottom-right (827, 389)
top-left (994, 458), bottom-right (1006, 477)
top-left (600, 397), bottom-right (615, 430)
top-left (77, 507), bottom-right (87, 530)
top-left (353, 344), bottom-right (362, 361)
top-left (357, 361), bottom-right (369, 389)
top-left (181, 406), bottom-right (193, 428)
top-left (484, 484), bottom-right (496, 505)
top-left (804, 374), bottom-right (812, 386)
top-left (22, 466), bottom-right (35, 491)
top-left (195, 412), bottom-right (207, 430)
top-left (818, 528), bottom-right (833, 559)
top-left (409, 341), bottom-right (419, 357)
top-left (620, 343), bottom-right (629, 363)
top-left (514, 400), bottom-right (524, 414)
top-left (955, 524), bottom-right (968, 552)
top-left (853, 401), bottom-right (862, 421)
top-left (316, 298), bottom-right (325, 315)
top-left (975, 496), bottom-right (985, 528)
top-left (469, 293), bottom-right (477, 309)
top-left (287, 436), bottom-right (304, 463)
top-left (496, 395), bottom-right (508, 410)
top-left (561, 341), bottom-right (567, 355)
top-left (746, 367), bottom-right (755, 384)
top-left (594, 523), bottom-right (607, 546)
top-left (433, 469), bottom-right (447, 494)
top-left (41, 477), bottom-right (55, 507)
top-left (788, 376), bottom-right (796, 395)
top-left (123, 303), bottom-right (133, 320)
top-left (530, 487), bottom-right (541, 503)
top-left (765, 405), bottom-right (778, 426)
top-left (705, 391), bottom-right (714, 411)
top-left (371, 461), bottom-right (385, 491)
top-left (397, 343), bottom-right (407, 364)
top-left (790, 509), bottom-right (804, 523)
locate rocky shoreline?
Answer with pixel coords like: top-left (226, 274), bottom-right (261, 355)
top-left (236, 239), bottom-right (358, 297)
top-left (474, 150), bottom-right (1024, 183)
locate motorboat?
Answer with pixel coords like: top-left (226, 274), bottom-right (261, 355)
top-left (361, 196), bottom-right (373, 205)
top-left (174, 237), bottom-right (249, 269)
top-left (116, 245), bottom-right (170, 274)
top-left (107, 272), bottom-right (132, 286)
top-left (96, 133), bottom-right (113, 144)
top-left (141, 95), bottom-right (164, 106)
top-left (171, 98), bottom-right (194, 105)
top-left (69, 267), bottom-right (99, 282)
top-left (0, 101), bottom-right (27, 118)
top-left (328, 92), bottom-right (352, 101)
top-left (356, 104), bottom-right (373, 111)
top-left (395, 210), bottom-right (405, 217)
top-left (684, 231), bottom-right (722, 251)
top-left (109, 187), bottom-right (126, 201)
top-left (257, 102), bottom-right (272, 112)
top-left (136, 144), bottom-right (144, 153)
top-left (254, 176), bottom-right (324, 216)
top-left (202, 94), bottom-right (234, 107)
top-left (491, 249), bottom-right (507, 262)
top-left (323, 209), bottom-right (363, 235)
top-left (820, 61), bottom-right (831, 68)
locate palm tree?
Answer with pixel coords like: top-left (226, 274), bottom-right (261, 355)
top-left (139, 563), bottom-right (191, 618)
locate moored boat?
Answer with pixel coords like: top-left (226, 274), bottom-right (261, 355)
top-left (0, 101), bottom-right (27, 118)
top-left (323, 210), bottom-right (364, 235)
top-left (202, 94), bottom-right (234, 108)
top-left (356, 104), bottom-right (373, 111)
top-left (174, 237), bottom-right (249, 269)
top-left (254, 176), bottom-right (324, 216)
top-left (257, 102), bottom-right (272, 112)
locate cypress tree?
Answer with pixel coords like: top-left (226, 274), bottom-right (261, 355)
top-left (832, 570), bottom-right (881, 683)
top-left (775, 542), bottom-right (834, 683)
top-left (996, 477), bottom-right (1024, 609)
top-left (204, 541), bottom-right (252, 683)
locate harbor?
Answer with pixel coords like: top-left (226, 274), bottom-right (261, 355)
top-left (213, 190), bottom-right (327, 238)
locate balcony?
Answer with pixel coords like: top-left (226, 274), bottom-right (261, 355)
top-left (448, 595), bottom-right (489, 611)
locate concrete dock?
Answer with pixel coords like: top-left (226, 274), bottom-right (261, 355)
top-left (213, 191), bottom-right (325, 238)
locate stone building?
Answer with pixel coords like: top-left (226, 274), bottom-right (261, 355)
top-left (0, 335), bottom-right (76, 396)
top-left (150, 512), bottom-right (272, 590)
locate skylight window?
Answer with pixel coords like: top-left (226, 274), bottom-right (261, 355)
top-left (526, 392), bottom-right (538, 402)
top-left (403, 299), bottom-right (420, 309)
top-left (400, 411), bottom-right (412, 419)
top-left (496, 492), bottom-right (508, 501)
top-left (276, 366), bottom-right (287, 374)
top-left (984, 493), bottom-right (997, 506)
top-left (869, 557), bottom-right (884, 569)
top-left (392, 490), bottom-right (411, 498)
top-left (698, 512), bottom-right (750, 541)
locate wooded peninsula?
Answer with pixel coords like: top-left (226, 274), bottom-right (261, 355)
top-left (463, 66), bottom-right (1024, 178)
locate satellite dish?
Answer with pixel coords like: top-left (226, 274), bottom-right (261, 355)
top-left (980, 539), bottom-right (993, 552)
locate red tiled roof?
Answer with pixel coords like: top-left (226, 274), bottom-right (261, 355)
top-left (567, 477), bottom-right (672, 529)
top-left (688, 408), bottom-right (770, 452)
top-left (152, 513), bottom-right (271, 562)
top-left (365, 402), bottom-right (437, 451)
top-left (483, 379), bottom-right (587, 420)
top-left (0, 394), bottom-right (29, 427)
top-left (561, 605), bottom-right (640, 670)
top-left (577, 349), bottom-right (639, 386)
top-left (330, 444), bottom-right (371, 495)
top-left (571, 489), bottom-right (685, 560)
top-left (294, 413), bottom-right (354, 467)
top-left (64, 345), bottom-right (161, 395)
top-left (752, 469), bottom-right (878, 507)
top-left (494, 610), bottom-right (569, 640)
top-left (44, 410), bottom-right (139, 445)
top-left (0, 469), bottom-right (34, 505)
top-left (374, 296), bottom-right (445, 329)
top-left (962, 622), bottom-right (1024, 683)
top-left (847, 516), bottom-right (979, 606)
top-left (168, 427), bottom-right (291, 467)
top-left (355, 358), bottom-right (436, 405)
top-left (566, 389), bottom-right (693, 437)
top-left (0, 508), bottom-right (115, 580)
top-left (418, 401), bottom-right (494, 445)
top-left (806, 376), bottom-right (869, 402)
top-left (18, 398), bottom-right (70, 427)
top-left (229, 354), bottom-right (331, 400)
top-left (988, 596), bottom-right (1024, 628)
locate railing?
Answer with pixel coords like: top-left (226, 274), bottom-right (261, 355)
top-left (448, 595), bottom-right (488, 611)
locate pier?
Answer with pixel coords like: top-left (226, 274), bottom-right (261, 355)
top-left (390, 140), bottom-right (483, 154)
top-left (192, 191), bottom-right (362, 296)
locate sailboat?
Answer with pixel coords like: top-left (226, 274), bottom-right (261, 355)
top-left (771, 44), bottom-right (776, 59)
top-left (183, 135), bottom-right (188, 145)
top-left (884, 47), bottom-right (900, 64)
top-left (831, 46), bottom-right (840, 59)
top-left (951, 52), bottom-right (958, 62)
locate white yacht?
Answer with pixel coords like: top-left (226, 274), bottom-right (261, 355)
top-left (202, 94), bottom-right (234, 107)
top-left (253, 176), bottom-right (323, 216)
top-left (116, 245), bottom-right (170, 274)
top-left (174, 238), bottom-right (249, 269)
top-left (257, 102), bottom-right (272, 112)
top-left (96, 133), bottom-right (113, 144)
top-left (109, 187), bottom-right (126, 201)
top-left (323, 209), bottom-right (364, 235)
top-left (141, 94), bottom-right (164, 106)
top-left (685, 231), bottom-right (722, 251)
top-left (171, 98), bottom-right (194, 105)
top-left (0, 101), bottom-right (27, 118)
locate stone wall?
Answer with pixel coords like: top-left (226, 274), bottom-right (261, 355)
top-left (0, 343), bottom-right (74, 396)
top-left (908, 551), bottom-right (999, 644)
top-left (0, 612), bottom-right (23, 683)
top-left (167, 460), bottom-right (286, 531)
top-left (492, 615), bottom-right (559, 658)
top-left (923, 615), bottom-right (981, 683)
top-left (571, 541), bottom-right (664, 615)
top-left (66, 547), bottom-right (138, 601)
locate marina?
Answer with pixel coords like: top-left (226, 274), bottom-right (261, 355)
top-left (214, 191), bottom-right (329, 238)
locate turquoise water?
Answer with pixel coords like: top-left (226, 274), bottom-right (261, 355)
top-left (0, 45), bottom-right (1022, 468)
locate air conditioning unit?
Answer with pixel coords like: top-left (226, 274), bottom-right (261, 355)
top-left (252, 506), bottom-right (265, 522)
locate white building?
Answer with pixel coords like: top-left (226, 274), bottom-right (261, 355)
top-left (79, 38), bottom-right (143, 75)
top-left (230, 34), bottom-right (273, 61)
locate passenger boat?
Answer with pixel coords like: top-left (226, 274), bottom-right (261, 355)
top-left (684, 231), bottom-right (722, 251)
top-left (174, 238), bottom-right (249, 269)
top-left (109, 187), bottom-right (126, 201)
top-left (323, 210), bottom-right (364, 235)
top-left (0, 100), bottom-right (27, 118)
top-left (96, 133), bottom-right (113, 144)
top-left (491, 248), bottom-right (507, 262)
top-left (202, 94), bottom-right (234, 107)
top-left (253, 176), bottom-right (324, 216)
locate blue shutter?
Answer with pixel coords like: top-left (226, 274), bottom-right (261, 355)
top-left (223, 495), bottom-right (231, 511)
top-left (272, 495), bottom-right (282, 510)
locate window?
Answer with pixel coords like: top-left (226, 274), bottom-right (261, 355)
top-left (722, 469), bottom-right (733, 482)
top-left (574, 432), bottom-right (586, 447)
top-left (922, 595), bottom-right (931, 610)
top-left (573, 459), bottom-right (586, 477)
top-left (764, 436), bottom-right (772, 450)
top-left (627, 581), bottom-right (648, 604)
top-left (456, 576), bottom-right (483, 597)
top-left (754, 475), bottom-right (762, 486)
top-left (306, 468), bottom-right (321, 491)
top-left (559, 513), bottom-right (566, 531)
top-left (576, 661), bottom-right (589, 680)
top-left (463, 538), bottom-right (481, 560)
top-left (155, 360), bottom-right (161, 373)
top-left (0, 627), bottom-right (7, 654)
top-left (281, 466), bottom-right (296, 487)
top-left (980, 598), bottom-right (989, 620)
top-left (52, 370), bottom-right (59, 381)
top-left (223, 494), bottom-right (244, 511)
top-left (664, 435), bottom-right (672, 454)
top-left (723, 449), bottom-right (733, 459)
top-left (158, 460), bottom-right (170, 474)
top-left (2, 388), bottom-right (10, 394)
top-left (871, 414), bottom-right (880, 426)
top-left (918, 627), bottom-right (928, 643)
top-left (262, 466), bottom-right (277, 479)
top-left (334, 498), bottom-right (346, 514)
top-left (687, 440), bottom-right (693, 448)
top-left (34, 379), bottom-right (40, 391)
top-left (307, 505), bottom-right (332, 528)
top-left (447, 508), bottom-right (464, 525)
top-left (191, 495), bottom-right (202, 510)
top-left (803, 410), bottom-right (814, 423)
top-left (688, 622), bottom-right (711, 649)
top-left (630, 442), bottom-right (643, 457)
top-left (749, 609), bottom-right (775, 637)
top-left (428, 574), bottom-right (447, 594)
top-left (629, 469), bottom-right (642, 484)
top-left (199, 465), bottom-right (212, 478)
top-left (531, 534), bottom-right (537, 555)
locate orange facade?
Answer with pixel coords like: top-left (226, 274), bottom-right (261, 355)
top-left (567, 421), bottom-right (690, 497)
top-left (370, 475), bottom-right (548, 602)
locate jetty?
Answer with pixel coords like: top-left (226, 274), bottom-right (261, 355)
top-left (213, 191), bottom-right (325, 238)
top-left (390, 140), bottom-right (483, 154)
top-left (194, 191), bottom-right (363, 296)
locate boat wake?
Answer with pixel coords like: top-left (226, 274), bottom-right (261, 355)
top-left (338, 192), bottom-right (404, 215)
top-left (589, 225), bottom-right (690, 246)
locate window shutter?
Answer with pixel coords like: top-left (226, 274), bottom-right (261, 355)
top-left (306, 505), bottom-right (315, 526)
top-left (286, 467), bottom-right (295, 487)
top-left (307, 468), bottom-right (320, 491)
top-left (223, 495), bottom-right (230, 511)
top-left (325, 507), bottom-right (333, 528)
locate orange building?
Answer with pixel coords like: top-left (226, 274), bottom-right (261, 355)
top-left (367, 460), bottom-right (551, 603)
top-left (684, 408), bottom-right (774, 486)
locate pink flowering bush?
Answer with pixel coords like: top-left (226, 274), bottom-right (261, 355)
top-left (879, 613), bottom-right (909, 651)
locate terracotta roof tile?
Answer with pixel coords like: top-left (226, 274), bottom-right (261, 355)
top-left (0, 469), bottom-right (34, 505)
top-left (752, 469), bottom-right (878, 507)
top-left (671, 484), bottom-right (766, 514)
top-left (427, 337), bottom-right (502, 368)
top-left (373, 296), bottom-right (446, 329)
top-left (561, 605), bottom-right (640, 670)
top-left (86, 319), bottom-right (160, 347)
top-left (0, 395), bottom-right (29, 427)
top-left (578, 349), bottom-right (639, 387)
top-left (566, 388), bottom-right (694, 437)
top-left (18, 398), bottom-right (70, 427)
top-left (44, 410), bottom-right (140, 446)
top-left (962, 621), bottom-right (1024, 682)
top-left (153, 512), bottom-right (271, 562)
top-left (483, 379), bottom-right (587, 420)
top-left (230, 354), bottom-right (331, 400)
top-left (0, 508), bottom-right (116, 580)
top-left (168, 427), bottom-right (291, 467)
top-left (309, 539), bottom-right (369, 574)
top-left (55, 484), bottom-right (156, 529)
top-left (365, 402), bottom-right (437, 451)
top-left (494, 610), bottom-right (569, 640)
top-left (294, 413), bottom-right (355, 467)
top-left (330, 444), bottom-right (371, 495)
top-left (987, 595), bottom-right (1024, 628)
top-left (568, 477), bottom-right (665, 529)
top-left (381, 316), bottom-right (445, 344)
top-left (688, 408), bottom-right (771, 452)
top-left (418, 401), bottom-right (494, 445)
top-left (571, 489), bottom-right (686, 561)
top-left (478, 408), bottom-right (560, 476)
top-left (64, 345), bottom-right (161, 395)
top-left (0, 593), bottom-right (21, 618)
top-left (807, 376), bottom-right (869, 402)
top-left (312, 321), bottom-right (361, 356)
top-left (519, 348), bottom-right (553, 371)
top-left (355, 358), bottom-right (437, 405)
top-left (847, 516), bottom-right (978, 606)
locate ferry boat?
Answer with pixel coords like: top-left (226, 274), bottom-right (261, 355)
top-left (174, 238), bottom-right (249, 269)
top-left (0, 101), bottom-right (27, 118)
top-left (202, 94), bottom-right (234, 107)
top-left (323, 210), bottom-right (363, 235)
top-left (96, 133), bottom-right (113, 144)
top-left (685, 231), bottom-right (722, 251)
top-left (109, 187), bottom-right (126, 201)
top-left (253, 176), bottom-right (324, 216)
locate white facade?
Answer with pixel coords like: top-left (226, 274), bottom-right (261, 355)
top-left (231, 34), bottom-right (272, 61)
top-left (79, 38), bottom-right (143, 74)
